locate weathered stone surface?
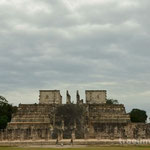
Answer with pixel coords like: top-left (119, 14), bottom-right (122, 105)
top-left (66, 91), bottom-right (71, 104)
top-left (86, 90), bottom-right (106, 104)
top-left (0, 89), bottom-right (150, 141)
top-left (39, 90), bottom-right (62, 104)
top-left (88, 104), bottom-right (130, 123)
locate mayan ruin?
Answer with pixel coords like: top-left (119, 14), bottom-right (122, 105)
top-left (0, 90), bottom-right (150, 145)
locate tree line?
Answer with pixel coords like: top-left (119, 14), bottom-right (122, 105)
top-left (0, 96), bottom-right (17, 129)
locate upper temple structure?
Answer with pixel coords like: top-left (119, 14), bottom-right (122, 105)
top-left (0, 90), bottom-right (150, 141)
top-left (86, 90), bottom-right (107, 104)
top-left (39, 90), bottom-right (62, 104)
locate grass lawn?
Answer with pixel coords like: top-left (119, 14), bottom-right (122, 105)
top-left (0, 146), bottom-right (150, 150)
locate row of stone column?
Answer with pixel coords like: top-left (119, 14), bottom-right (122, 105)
top-left (0, 128), bottom-right (78, 141)
top-left (0, 128), bottom-right (53, 141)
top-left (57, 129), bottom-right (76, 141)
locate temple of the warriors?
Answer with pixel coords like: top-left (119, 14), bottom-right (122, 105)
top-left (0, 90), bottom-right (150, 141)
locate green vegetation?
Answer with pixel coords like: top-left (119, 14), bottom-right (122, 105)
top-left (130, 109), bottom-right (147, 123)
top-left (56, 103), bottom-right (85, 126)
top-left (106, 98), bottom-right (119, 105)
top-left (106, 99), bottom-right (148, 123)
top-left (0, 146), bottom-right (150, 150)
top-left (55, 103), bottom-right (85, 138)
top-left (0, 96), bottom-right (17, 129)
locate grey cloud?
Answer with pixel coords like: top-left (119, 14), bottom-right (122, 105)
top-left (0, 0), bottom-right (150, 117)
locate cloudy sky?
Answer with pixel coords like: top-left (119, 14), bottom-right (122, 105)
top-left (0, 0), bottom-right (150, 118)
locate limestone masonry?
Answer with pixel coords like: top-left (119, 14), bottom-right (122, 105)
top-left (86, 90), bottom-right (106, 104)
top-left (39, 90), bottom-right (62, 104)
top-left (0, 90), bottom-right (150, 141)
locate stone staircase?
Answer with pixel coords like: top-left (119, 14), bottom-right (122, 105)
top-left (0, 104), bottom-right (56, 140)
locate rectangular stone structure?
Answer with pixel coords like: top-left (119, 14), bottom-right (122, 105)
top-left (86, 90), bottom-right (106, 104)
top-left (39, 90), bottom-right (62, 104)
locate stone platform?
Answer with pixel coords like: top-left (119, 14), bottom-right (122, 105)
top-left (1, 90), bottom-right (150, 141)
top-left (0, 139), bottom-right (150, 147)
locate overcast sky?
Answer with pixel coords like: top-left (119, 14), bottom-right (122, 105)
top-left (0, 0), bottom-right (150, 118)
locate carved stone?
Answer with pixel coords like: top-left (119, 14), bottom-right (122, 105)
top-left (0, 90), bottom-right (150, 141)
top-left (66, 90), bottom-right (71, 104)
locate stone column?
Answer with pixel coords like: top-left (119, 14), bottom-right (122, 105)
top-left (72, 130), bottom-right (75, 140)
top-left (0, 130), bottom-right (1, 141)
top-left (45, 128), bottom-right (51, 141)
top-left (57, 131), bottom-right (61, 141)
top-left (20, 129), bottom-right (24, 141)
top-left (4, 129), bottom-right (7, 140)
top-left (57, 129), bottom-right (63, 141)
top-left (17, 129), bottom-right (20, 140)
top-left (8, 130), bottom-right (11, 141)
top-left (76, 90), bottom-right (80, 104)
top-left (60, 130), bottom-right (63, 140)
top-left (66, 91), bottom-right (71, 104)
top-left (31, 126), bottom-right (36, 141)
top-left (50, 124), bottom-right (53, 139)
top-left (47, 128), bottom-right (52, 140)
top-left (10, 129), bottom-right (13, 141)
top-left (2, 131), bottom-right (4, 141)
top-left (71, 129), bottom-right (75, 145)
top-left (12, 129), bottom-right (16, 140)
top-left (0, 130), bottom-right (4, 141)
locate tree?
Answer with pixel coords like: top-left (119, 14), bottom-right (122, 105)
top-left (130, 109), bottom-right (147, 123)
top-left (0, 96), bottom-right (17, 129)
top-left (0, 95), bottom-right (8, 105)
top-left (106, 98), bottom-right (119, 105)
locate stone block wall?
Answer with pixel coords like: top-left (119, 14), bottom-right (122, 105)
top-left (86, 90), bottom-right (106, 104)
top-left (88, 104), bottom-right (130, 123)
top-left (0, 89), bottom-right (150, 141)
top-left (86, 123), bottom-right (150, 139)
top-left (39, 90), bottom-right (62, 104)
top-left (0, 104), bottom-right (57, 141)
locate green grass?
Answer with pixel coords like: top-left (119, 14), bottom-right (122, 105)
top-left (0, 146), bottom-right (150, 150)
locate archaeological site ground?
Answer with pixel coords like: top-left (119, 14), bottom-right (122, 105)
top-left (0, 146), bottom-right (150, 150)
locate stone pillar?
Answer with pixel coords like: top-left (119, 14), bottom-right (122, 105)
top-left (8, 130), bottom-right (11, 141)
top-left (4, 129), bottom-right (7, 140)
top-left (57, 129), bottom-right (63, 141)
top-left (71, 130), bottom-right (75, 140)
top-left (60, 120), bottom-right (64, 140)
top-left (45, 129), bottom-right (47, 140)
top-left (114, 126), bottom-right (118, 138)
top-left (66, 90), bottom-right (71, 104)
top-left (53, 106), bottom-right (56, 127)
top-left (31, 127), bottom-right (36, 141)
top-left (71, 129), bottom-right (75, 144)
top-left (46, 128), bottom-right (51, 141)
top-left (84, 132), bottom-right (88, 139)
top-left (76, 90), bottom-right (80, 104)
top-left (0, 130), bottom-right (1, 141)
top-left (17, 129), bottom-right (20, 140)
top-left (50, 124), bottom-right (53, 139)
top-left (84, 126), bottom-right (89, 139)
top-left (12, 129), bottom-right (16, 140)
top-left (20, 129), bottom-right (24, 141)
top-left (45, 129), bottom-right (48, 141)
top-left (60, 130), bottom-right (63, 140)
top-left (57, 131), bottom-right (61, 141)
top-left (26, 129), bottom-right (29, 140)
top-left (10, 129), bottom-right (13, 141)
top-left (1, 131), bottom-right (4, 141)
top-left (47, 129), bottom-right (51, 140)
top-left (62, 120), bottom-right (64, 131)
top-left (0, 130), bottom-right (4, 141)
